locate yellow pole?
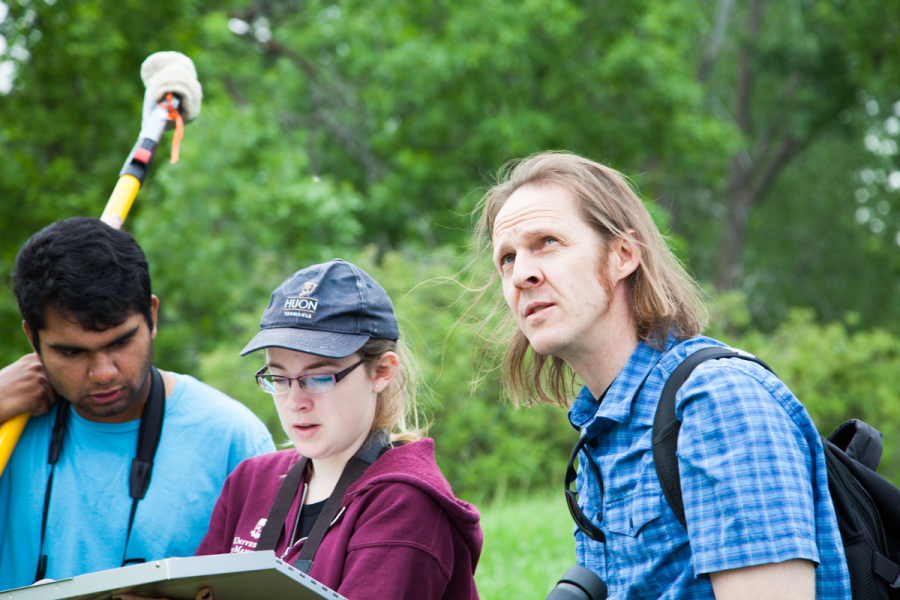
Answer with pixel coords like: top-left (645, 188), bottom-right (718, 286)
top-left (101, 175), bottom-right (142, 229)
top-left (0, 414), bottom-right (30, 475)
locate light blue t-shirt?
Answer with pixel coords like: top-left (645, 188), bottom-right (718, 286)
top-left (0, 373), bottom-right (275, 591)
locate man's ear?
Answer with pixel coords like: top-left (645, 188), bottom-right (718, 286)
top-left (22, 320), bottom-right (37, 353)
top-left (609, 232), bottom-right (642, 285)
top-left (149, 295), bottom-right (160, 339)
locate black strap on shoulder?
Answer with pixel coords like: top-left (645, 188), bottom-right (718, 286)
top-left (293, 429), bottom-right (390, 573)
top-left (48, 398), bottom-right (69, 465)
top-left (873, 552), bottom-right (900, 589)
top-left (255, 429), bottom-right (390, 574)
top-left (131, 366), bottom-right (166, 500)
top-left (34, 367), bottom-right (166, 581)
top-left (35, 399), bottom-right (69, 581)
top-left (255, 455), bottom-right (310, 552)
top-left (121, 366), bottom-right (166, 566)
top-left (652, 347), bottom-right (772, 529)
top-left (293, 456), bottom-right (370, 573)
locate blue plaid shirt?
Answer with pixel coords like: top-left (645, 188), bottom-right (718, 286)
top-left (568, 335), bottom-right (850, 599)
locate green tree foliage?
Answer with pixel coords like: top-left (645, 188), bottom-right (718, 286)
top-left (741, 127), bottom-right (900, 329)
top-left (131, 98), bottom-right (366, 369)
top-left (214, 0), bottom-right (735, 246)
top-left (677, 0), bottom-right (900, 327)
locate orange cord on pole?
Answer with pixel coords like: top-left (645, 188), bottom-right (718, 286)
top-left (158, 93), bottom-right (184, 164)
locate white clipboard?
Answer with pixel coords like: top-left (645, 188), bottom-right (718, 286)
top-left (1, 551), bottom-right (346, 600)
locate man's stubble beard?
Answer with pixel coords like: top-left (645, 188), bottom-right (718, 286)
top-left (47, 339), bottom-right (154, 420)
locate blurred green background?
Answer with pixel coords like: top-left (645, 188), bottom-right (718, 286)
top-left (2, 0), bottom-right (900, 567)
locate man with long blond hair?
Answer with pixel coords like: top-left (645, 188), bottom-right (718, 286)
top-left (476, 152), bottom-right (849, 599)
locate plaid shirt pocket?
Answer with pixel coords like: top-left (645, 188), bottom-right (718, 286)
top-left (603, 490), bottom-right (668, 595)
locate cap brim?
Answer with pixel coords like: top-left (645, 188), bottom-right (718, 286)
top-left (239, 328), bottom-right (370, 358)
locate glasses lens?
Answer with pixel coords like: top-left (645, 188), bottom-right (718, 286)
top-left (258, 375), bottom-right (290, 394)
top-left (272, 376), bottom-right (293, 394)
top-left (302, 374), bottom-right (336, 394)
top-left (257, 376), bottom-right (275, 394)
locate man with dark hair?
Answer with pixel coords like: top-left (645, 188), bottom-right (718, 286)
top-left (0, 218), bottom-right (275, 590)
top-left (476, 152), bottom-right (850, 599)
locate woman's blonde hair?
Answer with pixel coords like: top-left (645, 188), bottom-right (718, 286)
top-left (474, 151), bottom-right (708, 407)
top-left (358, 336), bottom-right (424, 444)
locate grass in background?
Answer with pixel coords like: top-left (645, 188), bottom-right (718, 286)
top-left (475, 492), bottom-right (576, 600)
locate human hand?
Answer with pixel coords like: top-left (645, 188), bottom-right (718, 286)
top-left (113, 587), bottom-right (212, 600)
top-left (0, 353), bottom-right (58, 422)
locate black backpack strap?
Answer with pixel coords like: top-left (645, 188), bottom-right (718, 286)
top-left (255, 455), bottom-right (310, 552)
top-left (121, 366), bottom-right (166, 566)
top-left (872, 553), bottom-right (900, 589)
top-left (652, 347), bottom-right (773, 528)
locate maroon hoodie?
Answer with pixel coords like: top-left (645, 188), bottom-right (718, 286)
top-left (195, 439), bottom-right (482, 600)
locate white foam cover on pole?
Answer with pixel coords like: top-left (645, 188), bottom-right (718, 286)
top-left (140, 51), bottom-right (203, 126)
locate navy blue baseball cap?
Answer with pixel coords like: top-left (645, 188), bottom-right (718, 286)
top-left (240, 259), bottom-right (400, 358)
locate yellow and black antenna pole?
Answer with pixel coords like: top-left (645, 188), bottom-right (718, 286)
top-left (102, 93), bottom-right (184, 228)
top-left (0, 52), bottom-right (202, 477)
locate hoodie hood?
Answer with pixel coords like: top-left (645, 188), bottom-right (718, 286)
top-left (347, 438), bottom-right (482, 569)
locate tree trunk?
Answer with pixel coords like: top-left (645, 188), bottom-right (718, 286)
top-left (715, 0), bottom-right (765, 290)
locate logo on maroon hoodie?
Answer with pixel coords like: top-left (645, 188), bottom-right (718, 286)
top-left (231, 518), bottom-right (267, 553)
top-left (250, 518), bottom-right (267, 539)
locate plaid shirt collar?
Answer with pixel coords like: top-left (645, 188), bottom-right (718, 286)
top-left (569, 335), bottom-right (679, 434)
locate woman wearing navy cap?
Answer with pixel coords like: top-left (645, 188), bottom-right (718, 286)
top-left (194, 259), bottom-right (481, 599)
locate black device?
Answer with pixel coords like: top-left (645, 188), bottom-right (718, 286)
top-left (545, 566), bottom-right (607, 600)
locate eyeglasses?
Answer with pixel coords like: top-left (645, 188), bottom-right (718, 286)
top-left (255, 360), bottom-right (365, 395)
top-left (565, 433), bottom-right (606, 543)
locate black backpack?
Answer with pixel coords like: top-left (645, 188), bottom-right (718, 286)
top-left (652, 346), bottom-right (900, 600)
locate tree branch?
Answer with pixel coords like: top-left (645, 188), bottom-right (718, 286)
top-left (232, 29), bottom-right (386, 183)
top-left (747, 135), bottom-right (802, 208)
top-left (697, 0), bottom-right (735, 82)
top-left (735, 0), bottom-right (766, 134)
